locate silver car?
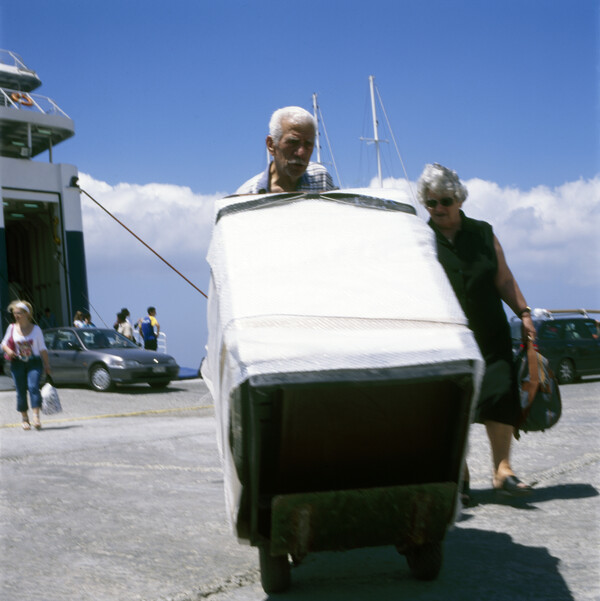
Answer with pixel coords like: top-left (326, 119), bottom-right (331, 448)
top-left (43, 327), bottom-right (179, 392)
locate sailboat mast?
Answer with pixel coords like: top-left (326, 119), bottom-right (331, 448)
top-left (369, 75), bottom-right (383, 187)
top-left (312, 93), bottom-right (322, 164)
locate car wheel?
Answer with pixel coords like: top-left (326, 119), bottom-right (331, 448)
top-left (89, 364), bottom-right (113, 392)
top-left (557, 359), bottom-right (576, 384)
top-left (149, 380), bottom-right (170, 389)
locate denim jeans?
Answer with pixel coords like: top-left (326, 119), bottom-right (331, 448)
top-left (10, 356), bottom-right (43, 412)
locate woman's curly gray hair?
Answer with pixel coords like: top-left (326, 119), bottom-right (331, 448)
top-left (417, 163), bottom-right (468, 205)
top-left (269, 106), bottom-right (317, 145)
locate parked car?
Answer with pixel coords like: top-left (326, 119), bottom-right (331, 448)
top-left (510, 310), bottom-right (600, 384)
top-left (43, 327), bottom-right (179, 391)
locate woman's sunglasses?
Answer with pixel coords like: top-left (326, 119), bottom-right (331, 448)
top-left (425, 197), bottom-right (455, 209)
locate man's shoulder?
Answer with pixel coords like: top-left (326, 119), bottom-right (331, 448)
top-left (299, 162), bottom-right (336, 191)
top-left (304, 162), bottom-right (330, 176)
top-left (236, 168), bottom-right (269, 195)
top-left (236, 173), bottom-right (262, 195)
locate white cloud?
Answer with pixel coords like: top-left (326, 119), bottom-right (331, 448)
top-left (80, 172), bottom-right (599, 303)
top-left (465, 176), bottom-right (600, 287)
top-left (78, 173), bottom-right (599, 367)
top-left (376, 175), bottom-right (600, 299)
top-left (79, 173), bottom-right (220, 274)
top-left (78, 173), bottom-right (221, 367)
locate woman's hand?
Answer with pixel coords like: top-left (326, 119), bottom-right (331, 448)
top-left (3, 347), bottom-right (16, 360)
top-left (522, 314), bottom-right (536, 342)
top-left (40, 350), bottom-right (51, 375)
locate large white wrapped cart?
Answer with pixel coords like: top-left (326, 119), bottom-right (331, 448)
top-left (202, 189), bottom-right (483, 593)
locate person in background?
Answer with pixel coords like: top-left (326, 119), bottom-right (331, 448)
top-left (1, 300), bottom-right (52, 430)
top-left (117, 311), bottom-right (135, 341)
top-left (39, 307), bottom-right (57, 329)
top-left (236, 106), bottom-right (336, 194)
top-left (138, 306), bottom-right (160, 351)
top-left (113, 307), bottom-right (131, 331)
top-left (82, 312), bottom-right (95, 327)
top-left (417, 163), bottom-right (536, 502)
top-left (73, 310), bottom-right (85, 328)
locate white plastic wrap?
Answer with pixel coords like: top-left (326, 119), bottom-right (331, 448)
top-left (202, 189), bottom-right (483, 530)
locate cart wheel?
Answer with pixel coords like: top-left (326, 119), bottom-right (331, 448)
top-left (259, 547), bottom-right (291, 594)
top-left (405, 541), bottom-right (443, 581)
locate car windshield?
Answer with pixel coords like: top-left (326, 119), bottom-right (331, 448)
top-left (77, 328), bottom-right (139, 350)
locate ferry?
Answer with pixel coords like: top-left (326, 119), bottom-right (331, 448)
top-left (0, 49), bottom-right (89, 329)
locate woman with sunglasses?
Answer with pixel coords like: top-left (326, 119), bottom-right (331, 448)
top-left (417, 163), bottom-right (536, 502)
top-left (1, 300), bottom-right (52, 430)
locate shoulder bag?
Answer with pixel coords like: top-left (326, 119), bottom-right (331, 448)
top-left (515, 337), bottom-right (562, 435)
top-left (3, 324), bottom-right (16, 361)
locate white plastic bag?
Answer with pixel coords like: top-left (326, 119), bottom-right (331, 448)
top-left (41, 382), bottom-right (62, 415)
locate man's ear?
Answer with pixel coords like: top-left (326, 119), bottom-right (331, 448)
top-left (266, 135), bottom-right (276, 156)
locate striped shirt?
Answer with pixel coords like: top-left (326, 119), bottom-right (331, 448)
top-left (236, 162), bottom-right (336, 195)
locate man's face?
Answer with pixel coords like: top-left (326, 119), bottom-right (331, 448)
top-left (267, 119), bottom-right (315, 183)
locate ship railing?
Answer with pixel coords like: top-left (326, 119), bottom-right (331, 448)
top-left (0, 49), bottom-right (35, 73)
top-left (0, 86), bottom-right (71, 118)
top-left (133, 330), bottom-right (169, 354)
top-left (157, 332), bottom-right (168, 354)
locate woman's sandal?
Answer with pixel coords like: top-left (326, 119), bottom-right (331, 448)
top-left (32, 415), bottom-right (42, 430)
top-left (22, 420), bottom-right (31, 431)
top-left (494, 475), bottom-right (532, 497)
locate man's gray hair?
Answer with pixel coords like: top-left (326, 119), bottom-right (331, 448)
top-left (269, 106), bottom-right (317, 144)
top-left (417, 163), bottom-right (469, 205)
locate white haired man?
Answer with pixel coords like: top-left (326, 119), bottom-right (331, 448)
top-left (236, 106), bottom-right (335, 194)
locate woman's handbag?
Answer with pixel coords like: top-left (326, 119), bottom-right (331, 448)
top-left (515, 337), bottom-right (561, 435)
top-left (3, 324), bottom-right (15, 361)
top-left (41, 376), bottom-right (62, 415)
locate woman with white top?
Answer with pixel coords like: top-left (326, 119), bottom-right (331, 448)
top-left (1, 300), bottom-right (52, 430)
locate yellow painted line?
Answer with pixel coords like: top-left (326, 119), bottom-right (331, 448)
top-left (33, 460), bottom-right (223, 474)
top-left (1, 404), bottom-right (213, 429)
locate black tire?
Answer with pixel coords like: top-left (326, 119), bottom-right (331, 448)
top-left (89, 364), bottom-right (113, 392)
top-left (149, 380), bottom-right (171, 389)
top-left (557, 358), bottom-right (576, 384)
top-left (259, 547), bottom-right (291, 594)
top-left (405, 541), bottom-right (443, 581)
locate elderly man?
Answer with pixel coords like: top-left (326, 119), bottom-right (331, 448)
top-left (237, 106), bottom-right (336, 194)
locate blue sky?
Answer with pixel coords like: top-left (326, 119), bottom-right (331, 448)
top-left (1, 0), bottom-right (598, 369)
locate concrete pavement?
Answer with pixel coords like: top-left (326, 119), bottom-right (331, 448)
top-left (0, 377), bottom-right (598, 601)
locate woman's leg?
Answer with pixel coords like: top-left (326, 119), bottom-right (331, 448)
top-left (31, 407), bottom-right (41, 429)
top-left (10, 361), bottom-right (29, 413)
top-left (27, 360), bottom-right (43, 429)
top-left (485, 420), bottom-right (529, 490)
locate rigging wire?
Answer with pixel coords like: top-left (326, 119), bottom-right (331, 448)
top-left (74, 181), bottom-right (208, 299)
top-left (317, 105), bottom-right (343, 188)
top-left (357, 85), bottom-right (372, 187)
top-left (374, 85), bottom-right (418, 204)
top-left (82, 291), bottom-right (110, 327)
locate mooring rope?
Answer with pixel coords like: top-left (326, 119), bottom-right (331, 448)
top-left (74, 180), bottom-right (208, 299)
